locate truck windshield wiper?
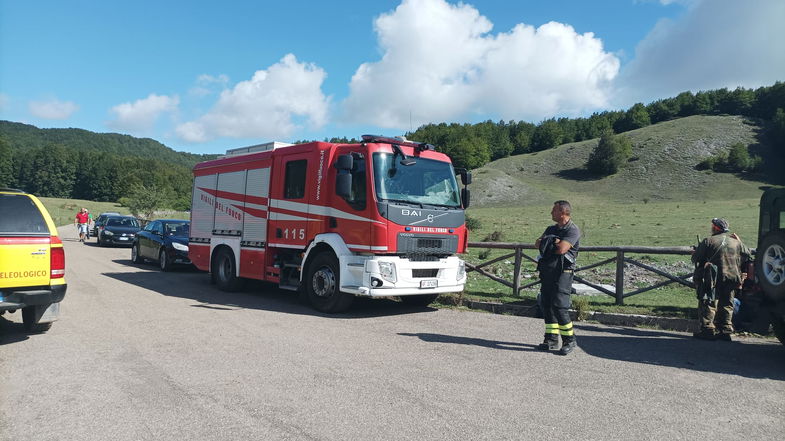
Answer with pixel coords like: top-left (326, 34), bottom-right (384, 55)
top-left (421, 203), bottom-right (459, 209)
top-left (383, 198), bottom-right (423, 208)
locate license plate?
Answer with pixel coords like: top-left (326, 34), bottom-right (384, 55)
top-left (119, 237), bottom-right (129, 240)
top-left (420, 279), bottom-right (438, 289)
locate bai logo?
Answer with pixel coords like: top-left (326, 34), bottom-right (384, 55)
top-left (402, 209), bottom-right (434, 223)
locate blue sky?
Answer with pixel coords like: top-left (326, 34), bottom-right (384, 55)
top-left (1, 0), bottom-right (783, 155)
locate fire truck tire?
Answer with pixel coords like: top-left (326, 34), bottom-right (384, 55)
top-left (131, 243), bottom-right (144, 264)
top-left (755, 231), bottom-right (785, 300)
top-left (400, 294), bottom-right (439, 307)
top-left (213, 248), bottom-right (245, 292)
top-left (22, 305), bottom-right (52, 333)
top-left (306, 253), bottom-right (353, 313)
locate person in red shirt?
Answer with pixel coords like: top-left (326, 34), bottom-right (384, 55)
top-left (74, 208), bottom-right (90, 243)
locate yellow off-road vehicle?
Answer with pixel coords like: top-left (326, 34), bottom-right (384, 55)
top-left (0, 188), bottom-right (67, 332)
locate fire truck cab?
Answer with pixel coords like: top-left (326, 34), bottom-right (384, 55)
top-left (189, 135), bottom-right (470, 312)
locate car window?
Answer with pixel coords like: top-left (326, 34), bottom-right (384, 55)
top-left (107, 217), bottom-right (139, 227)
top-left (164, 222), bottom-right (189, 237)
top-left (144, 221), bottom-right (157, 232)
top-left (0, 194), bottom-right (49, 235)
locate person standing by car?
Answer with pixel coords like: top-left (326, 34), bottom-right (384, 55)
top-left (534, 200), bottom-right (581, 355)
top-left (84, 209), bottom-right (93, 239)
top-left (74, 207), bottom-right (89, 243)
top-left (691, 218), bottom-right (751, 341)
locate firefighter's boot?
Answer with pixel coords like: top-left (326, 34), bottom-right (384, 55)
top-left (558, 335), bottom-right (577, 356)
top-left (537, 334), bottom-right (559, 351)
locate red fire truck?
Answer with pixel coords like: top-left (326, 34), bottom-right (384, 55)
top-left (189, 135), bottom-right (471, 312)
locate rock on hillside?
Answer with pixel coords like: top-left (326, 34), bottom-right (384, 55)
top-left (471, 115), bottom-right (781, 208)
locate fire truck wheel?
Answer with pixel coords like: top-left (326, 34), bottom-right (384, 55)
top-left (400, 294), bottom-right (439, 307)
top-left (306, 253), bottom-right (353, 313)
top-left (213, 248), bottom-right (245, 292)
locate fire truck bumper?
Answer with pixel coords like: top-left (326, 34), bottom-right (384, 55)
top-left (340, 255), bottom-right (466, 297)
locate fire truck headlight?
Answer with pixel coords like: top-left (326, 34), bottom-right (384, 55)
top-left (457, 260), bottom-right (466, 281)
top-left (379, 262), bottom-right (397, 283)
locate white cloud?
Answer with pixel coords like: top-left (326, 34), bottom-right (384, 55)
top-left (616, 0), bottom-right (785, 106)
top-left (176, 54), bottom-right (329, 143)
top-left (189, 74), bottom-right (230, 97)
top-left (28, 98), bottom-right (79, 120)
top-left (107, 94), bottom-right (179, 134)
top-left (342, 0), bottom-right (620, 129)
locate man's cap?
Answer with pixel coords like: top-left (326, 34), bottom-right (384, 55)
top-left (712, 217), bottom-right (729, 232)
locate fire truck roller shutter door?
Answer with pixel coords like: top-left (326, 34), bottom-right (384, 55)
top-left (214, 170), bottom-right (246, 234)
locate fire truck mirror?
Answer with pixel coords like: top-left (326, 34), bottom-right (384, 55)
top-left (460, 170), bottom-right (472, 185)
top-left (461, 188), bottom-right (471, 209)
top-left (336, 173), bottom-right (352, 199)
top-left (335, 154), bottom-right (353, 171)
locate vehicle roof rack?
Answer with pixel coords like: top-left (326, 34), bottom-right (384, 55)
top-left (361, 135), bottom-right (436, 152)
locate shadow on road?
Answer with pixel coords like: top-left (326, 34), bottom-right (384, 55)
top-left (0, 316), bottom-right (31, 345)
top-left (575, 324), bottom-right (785, 380)
top-left (103, 260), bottom-right (437, 319)
top-left (398, 332), bottom-right (538, 352)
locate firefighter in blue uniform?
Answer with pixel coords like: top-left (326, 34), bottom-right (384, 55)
top-left (535, 200), bottom-right (581, 355)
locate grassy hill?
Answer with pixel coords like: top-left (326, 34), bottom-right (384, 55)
top-left (470, 115), bottom-right (781, 208)
top-left (0, 120), bottom-right (216, 168)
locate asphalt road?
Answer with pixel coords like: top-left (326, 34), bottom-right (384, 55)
top-left (1, 226), bottom-right (783, 441)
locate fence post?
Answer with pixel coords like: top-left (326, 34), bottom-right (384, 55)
top-left (615, 251), bottom-right (624, 305)
top-left (513, 247), bottom-right (522, 296)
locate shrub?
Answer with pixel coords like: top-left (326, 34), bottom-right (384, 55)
top-left (465, 215), bottom-right (482, 231)
top-left (573, 296), bottom-right (590, 321)
top-left (587, 130), bottom-right (633, 176)
top-left (727, 143), bottom-right (750, 171)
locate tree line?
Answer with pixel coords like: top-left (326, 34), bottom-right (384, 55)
top-left (408, 82), bottom-right (785, 170)
top-left (0, 139), bottom-right (193, 210)
top-left (1, 82), bottom-right (784, 206)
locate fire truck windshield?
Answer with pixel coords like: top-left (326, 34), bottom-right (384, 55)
top-left (372, 153), bottom-right (461, 207)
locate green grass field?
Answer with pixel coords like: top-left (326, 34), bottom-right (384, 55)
top-left (39, 197), bottom-right (131, 227)
top-left (38, 197), bottom-right (188, 227)
top-left (454, 115), bottom-right (777, 318)
top-left (454, 198), bottom-right (760, 318)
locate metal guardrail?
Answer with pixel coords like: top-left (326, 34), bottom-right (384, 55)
top-left (466, 242), bottom-right (695, 305)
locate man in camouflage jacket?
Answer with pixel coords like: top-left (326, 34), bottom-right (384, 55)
top-left (691, 218), bottom-right (751, 341)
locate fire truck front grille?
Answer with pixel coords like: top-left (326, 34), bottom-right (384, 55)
top-left (417, 239), bottom-right (442, 248)
top-left (397, 233), bottom-right (458, 255)
top-left (412, 269), bottom-right (439, 278)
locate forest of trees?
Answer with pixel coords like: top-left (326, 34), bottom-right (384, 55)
top-left (1, 82), bottom-right (784, 206)
top-left (408, 82), bottom-right (785, 170)
top-left (0, 122), bottom-right (214, 209)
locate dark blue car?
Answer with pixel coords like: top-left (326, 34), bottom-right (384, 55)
top-left (131, 219), bottom-right (191, 271)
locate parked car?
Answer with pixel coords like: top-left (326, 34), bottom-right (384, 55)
top-left (131, 219), bottom-right (191, 271)
top-left (96, 215), bottom-right (140, 247)
top-left (0, 188), bottom-right (66, 332)
top-left (92, 212), bottom-right (121, 238)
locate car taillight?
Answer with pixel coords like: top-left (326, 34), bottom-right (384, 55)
top-left (50, 236), bottom-right (65, 279)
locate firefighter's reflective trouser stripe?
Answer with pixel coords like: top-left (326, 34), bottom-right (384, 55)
top-left (559, 322), bottom-right (574, 336)
top-left (541, 269), bottom-right (574, 334)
